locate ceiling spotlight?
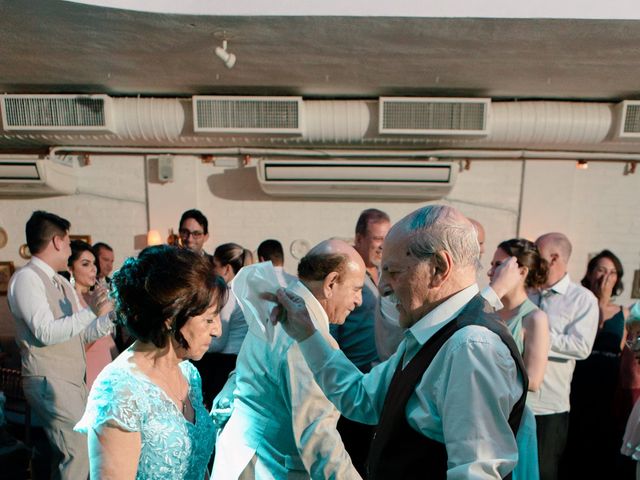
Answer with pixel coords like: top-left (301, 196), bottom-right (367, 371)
top-left (215, 40), bottom-right (236, 69)
top-left (576, 160), bottom-right (588, 170)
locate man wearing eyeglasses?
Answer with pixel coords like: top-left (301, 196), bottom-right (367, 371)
top-left (178, 209), bottom-right (211, 257)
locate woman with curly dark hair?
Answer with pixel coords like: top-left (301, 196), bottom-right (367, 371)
top-left (66, 240), bottom-right (117, 391)
top-left (488, 238), bottom-right (551, 480)
top-left (75, 245), bottom-right (227, 479)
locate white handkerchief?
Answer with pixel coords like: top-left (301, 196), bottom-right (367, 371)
top-left (231, 261), bottom-right (281, 344)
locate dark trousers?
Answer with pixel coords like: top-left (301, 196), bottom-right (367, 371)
top-left (336, 416), bottom-right (374, 478)
top-left (535, 412), bottom-right (569, 480)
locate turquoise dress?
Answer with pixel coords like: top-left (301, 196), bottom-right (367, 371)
top-left (75, 350), bottom-right (215, 479)
top-left (507, 299), bottom-right (541, 480)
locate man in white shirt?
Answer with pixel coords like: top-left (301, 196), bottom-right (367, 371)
top-left (529, 232), bottom-right (599, 480)
top-left (272, 205), bottom-right (527, 479)
top-left (257, 238), bottom-right (297, 287)
top-left (8, 211), bottom-right (114, 480)
top-left (212, 239), bottom-right (365, 479)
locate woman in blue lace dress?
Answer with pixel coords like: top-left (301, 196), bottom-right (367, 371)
top-left (488, 238), bottom-right (551, 480)
top-left (75, 245), bottom-right (227, 479)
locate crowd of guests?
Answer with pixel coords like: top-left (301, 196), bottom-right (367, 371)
top-left (4, 206), bottom-right (640, 479)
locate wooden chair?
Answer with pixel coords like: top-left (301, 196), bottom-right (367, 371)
top-left (0, 367), bottom-right (31, 445)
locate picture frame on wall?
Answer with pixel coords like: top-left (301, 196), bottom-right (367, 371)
top-left (0, 261), bottom-right (15, 295)
top-left (70, 235), bottom-right (92, 245)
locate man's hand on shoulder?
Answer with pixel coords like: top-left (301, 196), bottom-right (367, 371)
top-left (266, 288), bottom-right (317, 342)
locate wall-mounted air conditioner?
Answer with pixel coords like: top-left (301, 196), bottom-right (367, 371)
top-left (0, 156), bottom-right (78, 196)
top-left (257, 159), bottom-right (457, 199)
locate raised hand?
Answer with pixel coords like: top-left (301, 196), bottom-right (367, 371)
top-left (594, 272), bottom-right (615, 304)
top-left (489, 256), bottom-right (521, 298)
top-left (86, 283), bottom-right (114, 317)
top-left (267, 288), bottom-right (316, 342)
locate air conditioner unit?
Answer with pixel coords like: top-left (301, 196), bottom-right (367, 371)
top-left (379, 97), bottom-right (491, 136)
top-left (1, 94), bottom-right (113, 131)
top-left (0, 156), bottom-right (78, 196)
top-left (257, 159), bottom-right (457, 199)
top-left (193, 96), bottom-right (304, 134)
top-left (614, 100), bottom-right (640, 139)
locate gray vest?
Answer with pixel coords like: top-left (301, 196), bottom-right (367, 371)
top-left (16, 263), bottom-right (87, 384)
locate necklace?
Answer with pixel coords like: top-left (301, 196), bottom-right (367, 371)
top-left (164, 367), bottom-right (188, 415)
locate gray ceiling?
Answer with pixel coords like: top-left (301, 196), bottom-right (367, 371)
top-left (2, 0), bottom-right (640, 101)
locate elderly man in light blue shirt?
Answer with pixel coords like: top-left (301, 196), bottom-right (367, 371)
top-left (272, 205), bottom-right (527, 479)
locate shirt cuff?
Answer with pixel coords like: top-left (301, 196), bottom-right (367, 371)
top-left (480, 286), bottom-right (504, 311)
top-left (96, 313), bottom-right (115, 335)
top-left (298, 330), bottom-right (335, 372)
top-left (79, 307), bottom-right (97, 324)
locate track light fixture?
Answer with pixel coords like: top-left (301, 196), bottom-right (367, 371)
top-left (215, 40), bottom-right (236, 69)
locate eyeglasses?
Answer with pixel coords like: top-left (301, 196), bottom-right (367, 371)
top-left (179, 229), bottom-right (204, 239)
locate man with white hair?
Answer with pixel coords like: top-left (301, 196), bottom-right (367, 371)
top-left (530, 232), bottom-right (598, 480)
top-left (273, 205), bottom-right (527, 479)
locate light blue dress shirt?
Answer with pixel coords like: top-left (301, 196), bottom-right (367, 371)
top-left (299, 284), bottom-right (523, 479)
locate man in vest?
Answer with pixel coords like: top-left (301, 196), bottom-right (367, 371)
top-left (8, 211), bottom-right (114, 480)
top-left (272, 205), bottom-right (527, 479)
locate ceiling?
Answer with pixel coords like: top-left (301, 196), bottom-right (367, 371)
top-left (2, 0), bottom-right (640, 101)
top-left (2, 1), bottom-right (640, 155)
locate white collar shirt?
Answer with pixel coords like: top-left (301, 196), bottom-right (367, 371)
top-left (527, 274), bottom-right (598, 414)
top-left (8, 256), bottom-right (112, 347)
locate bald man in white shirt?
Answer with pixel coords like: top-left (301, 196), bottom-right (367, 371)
top-left (529, 232), bottom-right (598, 480)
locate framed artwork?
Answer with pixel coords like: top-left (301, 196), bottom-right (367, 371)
top-left (0, 261), bottom-right (15, 295)
top-left (70, 235), bottom-right (92, 245)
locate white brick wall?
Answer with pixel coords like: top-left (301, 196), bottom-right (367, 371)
top-left (0, 156), bottom-right (147, 335)
top-left (1, 154), bottom-right (639, 336)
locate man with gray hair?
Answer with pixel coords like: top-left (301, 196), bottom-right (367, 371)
top-left (212, 239), bottom-right (365, 479)
top-left (530, 232), bottom-right (598, 480)
top-left (272, 205), bottom-right (527, 478)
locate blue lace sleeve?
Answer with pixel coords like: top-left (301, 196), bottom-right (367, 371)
top-left (75, 366), bottom-right (146, 434)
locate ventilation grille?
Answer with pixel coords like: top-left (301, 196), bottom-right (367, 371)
top-left (621, 102), bottom-right (640, 136)
top-left (1, 94), bottom-right (113, 131)
top-left (379, 97), bottom-right (490, 135)
top-left (193, 96), bottom-right (303, 133)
